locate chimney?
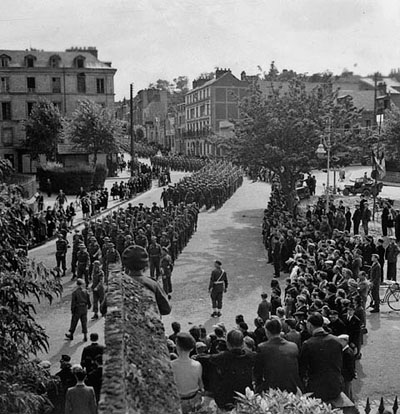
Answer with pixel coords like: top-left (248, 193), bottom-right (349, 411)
top-left (66, 46), bottom-right (98, 58)
top-left (216, 67), bottom-right (231, 79)
top-left (241, 71), bottom-right (246, 81)
top-left (377, 81), bottom-right (387, 96)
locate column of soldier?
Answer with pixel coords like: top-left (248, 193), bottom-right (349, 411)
top-left (65, 161), bottom-right (244, 318)
top-left (151, 155), bottom-right (208, 172)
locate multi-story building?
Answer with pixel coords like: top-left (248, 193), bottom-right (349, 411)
top-left (184, 68), bottom-right (248, 156)
top-left (173, 101), bottom-right (186, 154)
top-left (0, 47), bottom-right (116, 172)
top-left (132, 88), bottom-right (168, 147)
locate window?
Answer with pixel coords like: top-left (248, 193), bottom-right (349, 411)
top-left (0, 77), bottom-right (9, 93)
top-left (96, 78), bottom-right (105, 94)
top-left (75, 57), bottom-right (85, 68)
top-left (2, 128), bottom-right (13, 146)
top-left (1, 57), bottom-right (9, 67)
top-left (1, 102), bottom-right (11, 120)
top-left (27, 102), bottom-right (36, 116)
top-left (77, 73), bottom-right (86, 93)
top-left (27, 77), bottom-right (36, 92)
top-left (49, 55), bottom-right (60, 68)
top-left (52, 77), bottom-right (61, 93)
top-left (4, 153), bottom-right (14, 166)
top-left (27, 57), bottom-right (34, 67)
top-left (366, 120), bottom-right (371, 129)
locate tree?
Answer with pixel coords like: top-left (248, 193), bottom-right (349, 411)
top-left (380, 105), bottom-right (400, 162)
top-left (63, 100), bottom-right (121, 166)
top-left (0, 158), bottom-right (13, 182)
top-left (0, 181), bottom-right (62, 412)
top-left (148, 79), bottom-right (173, 92)
top-left (228, 76), bottom-right (361, 205)
top-left (24, 99), bottom-right (63, 161)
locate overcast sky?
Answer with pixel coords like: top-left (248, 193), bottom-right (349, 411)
top-left (1, 0), bottom-right (399, 100)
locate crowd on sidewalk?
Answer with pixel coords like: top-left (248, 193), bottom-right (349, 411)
top-left (164, 186), bottom-right (400, 413)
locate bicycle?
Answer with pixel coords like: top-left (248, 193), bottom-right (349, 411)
top-left (369, 281), bottom-right (400, 311)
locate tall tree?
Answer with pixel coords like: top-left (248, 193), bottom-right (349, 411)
top-left (24, 99), bottom-right (63, 161)
top-left (63, 100), bottom-right (121, 166)
top-left (380, 105), bottom-right (400, 162)
top-left (228, 77), bottom-right (361, 204)
top-left (0, 176), bottom-right (62, 412)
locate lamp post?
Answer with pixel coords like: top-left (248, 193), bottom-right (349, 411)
top-left (316, 132), bottom-right (331, 214)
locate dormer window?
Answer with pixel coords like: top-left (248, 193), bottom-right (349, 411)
top-left (49, 55), bottom-right (61, 68)
top-left (0, 54), bottom-right (11, 67)
top-left (74, 55), bottom-right (85, 69)
top-left (25, 54), bottom-right (37, 68)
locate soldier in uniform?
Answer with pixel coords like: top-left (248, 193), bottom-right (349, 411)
top-left (135, 228), bottom-right (149, 249)
top-left (55, 233), bottom-right (68, 276)
top-left (148, 236), bottom-right (162, 280)
top-left (160, 247), bottom-right (173, 299)
top-left (209, 260), bottom-right (228, 317)
top-left (65, 278), bottom-right (91, 342)
top-left (71, 230), bottom-right (83, 279)
top-left (77, 244), bottom-right (91, 287)
top-left (91, 260), bottom-right (105, 320)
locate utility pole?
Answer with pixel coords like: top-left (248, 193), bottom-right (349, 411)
top-left (130, 83), bottom-right (134, 177)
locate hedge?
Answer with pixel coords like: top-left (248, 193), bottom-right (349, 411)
top-left (37, 164), bottom-right (108, 195)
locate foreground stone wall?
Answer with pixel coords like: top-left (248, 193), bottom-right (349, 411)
top-left (99, 271), bottom-right (181, 414)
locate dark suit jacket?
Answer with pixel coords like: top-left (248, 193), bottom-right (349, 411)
top-left (65, 384), bottom-right (97, 414)
top-left (299, 330), bottom-right (343, 402)
top-left (254, 337), bottom-right (303, 394)
top-left (200, 348), bottom-right (256, 409)
top-left (81, 343), bottom-right (105, 371)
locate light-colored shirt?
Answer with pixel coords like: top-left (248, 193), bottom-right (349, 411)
top-left (171, 357), bottom-right (203, 397)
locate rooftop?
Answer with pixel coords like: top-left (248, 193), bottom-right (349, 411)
top-left (0, 48), bottom-right (114, 69)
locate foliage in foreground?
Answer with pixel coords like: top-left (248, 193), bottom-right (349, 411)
top-left (0, 180), bottom-right (62, 413)
top-left (233, 388), bottom-right (339, 414)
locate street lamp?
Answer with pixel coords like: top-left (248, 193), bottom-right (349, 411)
top-left (316, 136), bottom-right (331, 214)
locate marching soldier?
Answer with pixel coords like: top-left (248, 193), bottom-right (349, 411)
top-left (77, 244), bottom-right (91, 287)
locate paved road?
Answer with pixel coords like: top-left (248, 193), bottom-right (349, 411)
top-left (34, 166), bottom-right (400, 402)
top-left (33, 170), bottom-right (188, 372)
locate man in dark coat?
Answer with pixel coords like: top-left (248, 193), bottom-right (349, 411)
top-left (81, 333), bottom-right (105, 374)
top-left (386, 237), bottom-right (400, 281)
top-left (352, 205), bottom-right (361, 235)
top-left (299, 313), bottom-right (343, 402)
top-left (272, 235), bottom-right (281, 278)
top-left (338, 334), bottom-right (356, 402)
top-left (370, 254), bottom-right (381, 313)
top-left (199, 330), bottom-right (256, 411)
top-left (254, 319), bottom-right (303, 394)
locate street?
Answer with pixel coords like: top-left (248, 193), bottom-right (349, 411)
top-left (33, 166), bottom-right (400, 403)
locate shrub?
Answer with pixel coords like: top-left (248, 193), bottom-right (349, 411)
top-left (92, 163), bottom-right (108, 189)
top-left (232, 388), bottom-right (340, 414)
top-left (37, 164), bottom-right (95, 195)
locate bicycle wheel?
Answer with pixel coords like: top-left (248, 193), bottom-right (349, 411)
top-left (387, 289), bottom-right (400, 311)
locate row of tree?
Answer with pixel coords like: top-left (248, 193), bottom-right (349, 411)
top-left (25, 99), bottom-right (122, 166)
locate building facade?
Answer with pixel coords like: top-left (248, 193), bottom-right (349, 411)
top-left (132, 89), bottom-right (168, 147)
top-left (183, 68), bottom-right (248, 157)
top-left (0, 47), bottom-right (116, 172)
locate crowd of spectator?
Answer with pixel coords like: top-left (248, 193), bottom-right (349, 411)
top-left (166, 184), bottom-right (400, 412)
top-left (36, 332), bottom-right (104, 414)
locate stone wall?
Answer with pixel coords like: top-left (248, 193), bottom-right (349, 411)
top-left (99, 271), bottom-right (181, 414)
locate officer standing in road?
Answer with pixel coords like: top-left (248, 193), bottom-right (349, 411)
top-left (65, 278), bottom-right (91, 342)
top-left (55, 233), bottom-right (68, 276)
top-left (209, 260), bottom-right (228, 317)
